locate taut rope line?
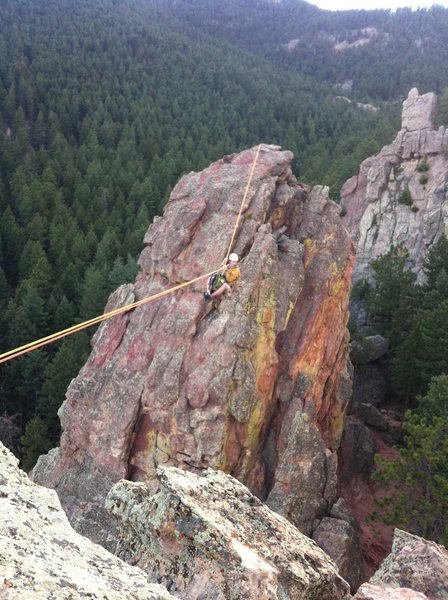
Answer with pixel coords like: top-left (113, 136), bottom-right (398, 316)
top-left (224, 143), bottom-right (261, 262)
top-left (0, 144), bottom-right (262, 365)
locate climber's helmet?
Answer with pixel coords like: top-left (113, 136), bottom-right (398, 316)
top-left (229, 253), bottom-right (239, 263)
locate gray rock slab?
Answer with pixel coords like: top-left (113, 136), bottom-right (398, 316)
top-left (106, 466), bottom-right (351, 600)
top-left (358, 403), bottom-right (388, 431)
top-left (353, 364), bottom-right (388, 407)
top-left (350, 336), bottom-right (390, 365)
top-left (0, 443), bottom-right (174, 600)
top-left (339, 417), bottom-right (377, 482)
top-left (370, 529), bottom-right (448, 599)
top-left (354, 583), bottom-right (429, 599)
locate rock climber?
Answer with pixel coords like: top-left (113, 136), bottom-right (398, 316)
top-left (204, 253), bottom-right (240, 301)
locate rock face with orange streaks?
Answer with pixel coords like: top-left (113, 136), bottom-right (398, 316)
top-left (32, 144), bottom-right (354, 552)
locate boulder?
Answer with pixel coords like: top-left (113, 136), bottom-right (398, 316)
top-left (312, 516), bottom-right (363, 592)
top-left (339, 416), bottom-right (377, 482)
top-left (106, 466), bottom-right (351, 600)
top-left (358, 403), bottom-right (388, 431)
top-left (353, 364), bottom-right (388, 407)
top-left (353, 583), bottom-right (429, 599)
top-left (350, 335), bottom-right (389, 365)
top-left (369, 529), bottom-right (448, 599)
top-left (32, 145), bottom-right (354, 548)
top-left (330, 497), bottom-right (360, 529)
top-left (0, 442), bottom-right (174, 600)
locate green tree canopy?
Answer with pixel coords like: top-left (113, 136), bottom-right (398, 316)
top-left (375, 374), bottom-right (448, 545)
top-left (367, 245), bottom-right (419, 350)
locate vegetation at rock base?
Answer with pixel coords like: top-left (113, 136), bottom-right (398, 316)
top-left (365, 245), bottom-right (418, 351)
top-left (361, 236), bottom-right (448, 400)
top-left (20, 415), bottom-right (52, 471)
top-left (374, 375), bottom-right (448, 546)
top-left (417, 159), bottom-right (429, 173)
top-left (360, 236), bottom-right (448, 544)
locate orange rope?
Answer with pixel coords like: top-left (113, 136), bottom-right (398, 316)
top-left (225, 143), bottom-right (262, 261)
top-left (0, 269), bottom-right (221, 364)
top-left (0, 145), bottom-right (263, 365)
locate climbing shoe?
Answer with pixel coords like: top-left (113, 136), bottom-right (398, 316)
top-left (204, 292), bottom-right (211, 301)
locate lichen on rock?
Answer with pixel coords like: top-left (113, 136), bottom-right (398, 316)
top-left (0, 442), bottom-right (174, 600)
top-left (106, 466), bottom-right (351, 600)
top-left (369, 529), bottom-right (448, 599)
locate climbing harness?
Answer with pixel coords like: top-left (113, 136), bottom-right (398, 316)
top-left (0, 145), bottom-right (262, 365)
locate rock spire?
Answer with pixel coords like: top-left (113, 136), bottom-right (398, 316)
top-left (32, 144), bottom-right (354, 552)
top-left (341, 88), bottom-right (448, 284)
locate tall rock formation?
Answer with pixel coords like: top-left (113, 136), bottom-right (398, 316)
top-left (32, 145), bottom-right (354, 551)
top-left (342, 88), bottom-right (448, 284)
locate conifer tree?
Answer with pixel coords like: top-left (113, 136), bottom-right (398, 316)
top-left (37, 334), bottom-right (89, 440)
top-left (367, 245), bottom-right (418, 350)
top-left (20, 416), bottom-right (52, 472)
top-left (1, 208), bottom-right (25, 283)
top-left (79, 265), bottom-right (108, 320)
top-left (18, 240), bottom-right (46, 280)
top-left (422, 234), bottom-right (448, 310)
top-left (20, 284), bottom-right (49, 336)
top-left (0, 266), bottom-right (8, 309)
top-left (375, 375), bottom-right (448, 545)
top-left (108, 255), bottom-right (139, 289)
top-left (0, 266), bottom-right (8, 349)
top-left (31, 110), bottom-right (47, 149)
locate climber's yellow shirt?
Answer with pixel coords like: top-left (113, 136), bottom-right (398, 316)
top-left (225, 267), bottom-right (240, 285)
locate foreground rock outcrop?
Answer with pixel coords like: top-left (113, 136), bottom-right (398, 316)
top-left (106, 466), bottom-right (351, 600)
top-left (32, 144), bottom-right (354, 550)
top-left (369, 529), bottom-right (448, 599)
top-left (342, 88), bottom-right (448, 284)
top-left (353, 583), bottom-right (429, 599)
top-left (0, 442), bottom-right (173, 600)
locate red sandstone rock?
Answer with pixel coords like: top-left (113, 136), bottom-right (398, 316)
top-left (353, 583), bottom-right (429, 599)
top-left (32, 145), bottom-right (354, 550)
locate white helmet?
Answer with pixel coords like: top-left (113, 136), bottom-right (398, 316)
top-left (229, 253), bottom-right (239, 262)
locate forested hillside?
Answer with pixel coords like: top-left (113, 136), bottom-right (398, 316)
top-left (0, 0), bottom-right (447, 465)
top-left (163, 0), bottom-right (448, 101)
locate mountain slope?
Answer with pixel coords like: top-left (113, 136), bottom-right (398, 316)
top-left (156, 0), bottom-right (448, 101)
